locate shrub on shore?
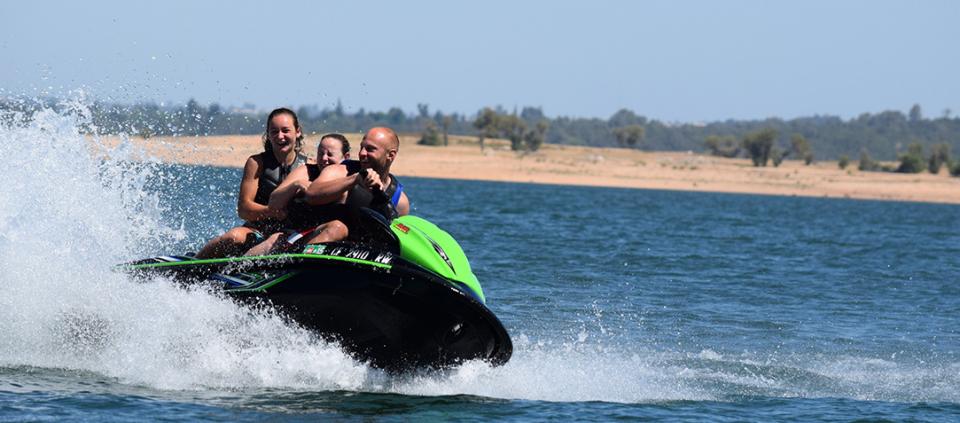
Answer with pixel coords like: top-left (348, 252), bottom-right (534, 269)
top-left (950, 160), bottom-right (960, 177)
top-left (859, 150), bottom-right (880, 171)
top-left (613, 125), bottom-right (645, 149)
top-left (791, 134), bottom-right (814, 165)
top-left (896, 142), bottom-right (925, 173)
top-left (928, 143), bottom-right (951, 174)
top-left (742, 128), bottom-right (777, 167)
top-left (418, 121), bottom-right (443, 146)
top-left (838, 155), bottom-right (850, 169)
top-left (771, 146), bottom-right (787, 167)
top-left (705, 135), bottom-right (741, 158)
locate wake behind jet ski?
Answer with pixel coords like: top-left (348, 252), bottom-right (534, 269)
top-left (118, 211), bottom-right (513, 371)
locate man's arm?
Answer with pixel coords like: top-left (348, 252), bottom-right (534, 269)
top-left (396, 192), bottom-right (410, 216)
top-left (304, 164), bottom-right (356, 205)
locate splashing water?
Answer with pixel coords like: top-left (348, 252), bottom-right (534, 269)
top-left (0, 98), bottom-right (372, 391)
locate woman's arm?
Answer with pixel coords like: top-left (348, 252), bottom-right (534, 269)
top-left (267, 165), bottom-right (309, 214)
top-left (304, 164), bottom-right (356, 205)
top-left (237, 155), bottom-right (282, 221)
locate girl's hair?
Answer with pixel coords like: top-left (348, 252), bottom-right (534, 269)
top-left (262, 107), bottom-right (304, 153)
top-left (320, 132), bottom-right (350, 154)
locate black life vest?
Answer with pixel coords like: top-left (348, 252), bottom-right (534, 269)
top-left (253, 151), bottom-right (307, 205)
top-left (344, 160), bottom-right (403, 220)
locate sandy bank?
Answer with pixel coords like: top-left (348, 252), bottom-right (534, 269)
top-left (95, 134), bottom-right (960, 205)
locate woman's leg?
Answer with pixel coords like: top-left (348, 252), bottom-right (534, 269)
top-left (243, 232), bottom-right (286, 256)
top-left (195, 226), bottom-right (256, 259)
top-left (304, 220), bottom-right (349, 244)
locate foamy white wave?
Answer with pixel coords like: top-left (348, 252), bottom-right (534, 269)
top-left (653, 349), bottom-right (960, 404)
top-left (383, 335), bottom-right (710, 403)
top-left (0, 98), bottom-right (372, 391)
top-left (807, 354), bottom-right (960, 403)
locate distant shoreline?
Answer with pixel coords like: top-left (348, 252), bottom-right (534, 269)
top-left (94, 134), bottom-right (960, 205)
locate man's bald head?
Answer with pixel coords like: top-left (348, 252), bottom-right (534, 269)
top-left (363, 127), bottom-right (400, 151)
top-left (358, 126), bottom-right (400, 174)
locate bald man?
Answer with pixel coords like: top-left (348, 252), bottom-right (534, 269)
top-left (298, 127), bottom-right (410, 244)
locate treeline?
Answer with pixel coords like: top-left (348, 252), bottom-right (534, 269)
top-left (704, 126), bottom-right (960, 176)
top-left (3, 97), bottom-right (959, 161)
top-left (850, 140), bottom-right (960, 176)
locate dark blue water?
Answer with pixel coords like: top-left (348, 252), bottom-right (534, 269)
top-left (3, 160), bottom-right (959, 421)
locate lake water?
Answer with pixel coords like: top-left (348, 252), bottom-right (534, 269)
top-left (1, 107), bottom-right (959, 421)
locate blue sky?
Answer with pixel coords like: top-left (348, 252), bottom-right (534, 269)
top-left (2, 0), bottom-right (957, 122)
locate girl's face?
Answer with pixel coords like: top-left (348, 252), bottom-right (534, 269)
top-left (267, 113), bottom-right (300, 156)
top-left (318, 137), bottom-right (347, 167)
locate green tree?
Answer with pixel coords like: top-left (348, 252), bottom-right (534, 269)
top-left (441, 115), bottom-right (452, 146)
top-left (520, 106), bottom-right (546, 124)
top-left (386, 107), bottom-right (406, 126)
top-left (896, 142), bottom-right (926, 173)
top-left (523, 121), bottom-right (549, 152)
top-left (859, 149), bottom-right (879, 171)
top-left (497, 114), bottom-right (527, 151)
top-left (704, 135), bottom-right (740, 158)
top-left (928, 143), bottom-right (951, 174)
top-left (418, 121), bottom-right (442, 146)
top-left (473, 108), bottom-right (499, 151)
top-left (909, 103), bottom-right (923, 122)
top-left (612, 125), bottom-right (645, 148)
top-left (609, 108), bottom-right (647, 128)
top-left (742, 128), bottom-right (777, 167)
top-left (771, 146), bottom-right (787, 167)
top-left (838, 155), bottom-right (850, 169)
top-left (417, 103), bottom-right (430, 119)
top-left (790, 134), bottom-right (814, 165)
top-left (950, 160), bottom-right (960, 177)
top-left (184, 98), bottom-right (204, 135)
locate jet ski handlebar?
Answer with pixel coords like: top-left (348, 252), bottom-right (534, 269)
top-left (359, 168), bottom-right (389, 202)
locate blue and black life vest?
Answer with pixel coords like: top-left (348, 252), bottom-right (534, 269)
top-left (344, 160), bottom-right (404, 220)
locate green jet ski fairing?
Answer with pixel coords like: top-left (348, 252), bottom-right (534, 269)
top-left (118, 212), bottom-right (512, 372)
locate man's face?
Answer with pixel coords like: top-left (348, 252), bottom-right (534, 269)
top-left (358, 135), bottom-right (394, 172)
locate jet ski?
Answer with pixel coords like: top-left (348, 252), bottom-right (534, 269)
top-left (118, 211), bottom-right (512, 371)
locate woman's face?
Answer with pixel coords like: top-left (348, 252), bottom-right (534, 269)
top-left (318, 137), bottom-right (347, 167)
top-left (266, 113), bottom-right (300, 156)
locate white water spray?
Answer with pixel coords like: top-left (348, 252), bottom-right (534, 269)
top-left (0, 97), bottom-right (371, 390)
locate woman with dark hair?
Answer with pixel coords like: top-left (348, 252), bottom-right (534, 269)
top-left (194, 108), bottom-right (308, 258)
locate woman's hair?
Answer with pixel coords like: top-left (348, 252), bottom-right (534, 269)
top-left (320, 132), bottom-right (350, 155)
top-left (262, 107), bottom-right (304, 153)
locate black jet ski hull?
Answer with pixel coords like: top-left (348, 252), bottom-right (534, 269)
top-left (122, 250), bottom-right (512, 371)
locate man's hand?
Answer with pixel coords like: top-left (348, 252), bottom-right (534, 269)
top-left (359, 169), bottom-right (384, 192)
